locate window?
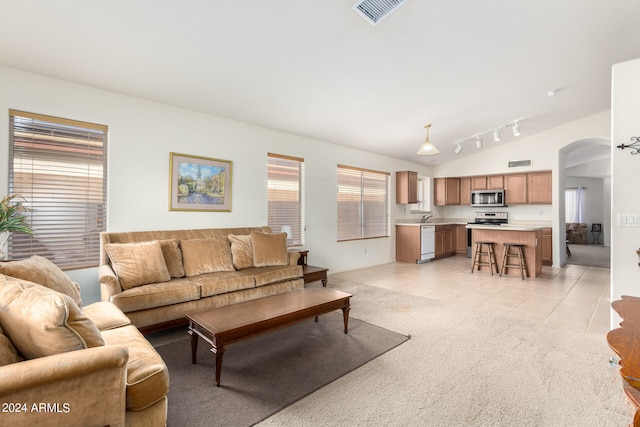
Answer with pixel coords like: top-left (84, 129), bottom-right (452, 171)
top-left (337, 165), bottom-right (389, 241)
top-left (565, 187), bottom-right (584, 223)
top-left (9, 110), bottom-right (108, 270)
top-left (268, 153), bottom-right (304, 246)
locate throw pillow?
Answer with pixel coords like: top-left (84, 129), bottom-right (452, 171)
top-left (159, 239), bottom-right (185, 278)
top-left (0, 280), bottom-right (104, 359)
top-left (0, 255), bottom-right (83, 307)
top-left (227, 234), bottom-right (254, 269)
top-left (251, 231), bottom-right (288, 267)
top-left (105, 240), bottom-right (171, 290)
top-left (180, 238), bottom-right (235, 276)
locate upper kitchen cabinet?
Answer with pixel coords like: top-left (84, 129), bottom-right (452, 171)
top-left (459, 177), bottom-right (471, 205)
top-left (487, 175), bottom-right (504, 189)
top-left (527, 171), bottom-right (552, 204)
top-left (504, 173), bottom-right (528, 204)
top-left (434, 177), bottom-right (460, 206)
top-left (396, 171), bottom-right (418, 204)
top-left (471, 176), bottom-right (487, 190)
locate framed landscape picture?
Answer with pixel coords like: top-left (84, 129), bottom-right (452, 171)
top-left (169, 152), bottom-right (232, 212)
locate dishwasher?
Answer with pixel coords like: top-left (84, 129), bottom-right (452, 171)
top-left (419, 225), bottom-right (435, 263)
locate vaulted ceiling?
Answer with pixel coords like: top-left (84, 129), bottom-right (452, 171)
top-left (1, 1), bottom-right (639, 166)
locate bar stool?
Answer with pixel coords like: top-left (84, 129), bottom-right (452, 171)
top-left (499, 243), bottom-right (528, 280)
top-left (471, 241), bottom-right (498, 275)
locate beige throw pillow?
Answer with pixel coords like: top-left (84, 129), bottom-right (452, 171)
top-left (180, 238), bottom-right (235, 276)
top-left (0, 255), bottom-right (83, 307)
top-left (105, 240), bottom-right (171, 290)
top-left (227, 234), bottom-right (254, 269)
top-left (0, 280), bottom-right (104, 359)
top-left (159, 239), bottom-right (185, 278)
top-left (251, 231), bottom-right (288, 267)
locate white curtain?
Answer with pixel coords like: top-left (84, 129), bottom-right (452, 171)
top-left (565, 187), bottom-right (585, 223)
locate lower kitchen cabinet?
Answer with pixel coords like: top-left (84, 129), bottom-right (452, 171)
top-left (435, 225), bottom-right (455, 258)
top-left (541, 227), bottom-right (552, 265)
top-left (454, 224), bottom-right (468, 255)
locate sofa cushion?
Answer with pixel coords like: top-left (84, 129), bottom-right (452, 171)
top-left (188, 271), bottom-right (256, 298)
top-left (0, 324), bottom-right (23, 366)
top-left (0, 255), bottom-right (83, 306)
top-left (159, 239), bottom-right (185, 278)
top-left (180, 238), bottom-right (235, 276)
top-left (227, 234), bottom-right (254, 269)
top-left (81, 301), bottom-right (131, 331)
top-left (251, 231), bottom-right (288, 267)
top-left (101, 325), bottom-right (169, 411)
top-left (238, 265), bottom-right (303, 287)
top-left (110, 278), bottom-right (201, 313)
top-left (105, 240), bottom-right (171, 290)
top-left (0, 280), bottom-right (104, 359)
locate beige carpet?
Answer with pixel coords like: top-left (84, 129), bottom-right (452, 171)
top-left (257, 279), bottom-right (631, 427)
top-left (567, 244), bottom-right (610, 268)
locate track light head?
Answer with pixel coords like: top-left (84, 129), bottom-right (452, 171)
top-left (475, 136), bottom-right (483, 149)
top-left (512, 121), bottom-right (521, 136)
top-left (493, 129), bottom-right (501, 142)
top-left (454, 142), bottom-right (462, 154)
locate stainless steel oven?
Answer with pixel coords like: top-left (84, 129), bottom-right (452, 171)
top-left (467, 212), bottom-right (508, 257)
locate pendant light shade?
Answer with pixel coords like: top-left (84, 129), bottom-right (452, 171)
top-left (416, 124), bottom-right (440, 155)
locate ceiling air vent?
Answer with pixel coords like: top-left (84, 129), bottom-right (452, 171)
top-left (508, 160), bottom-right (532, 168)
top-left (352, 0), bottom-right (407, 25)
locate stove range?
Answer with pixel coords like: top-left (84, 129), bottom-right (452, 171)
top-left (469, 212), bottom-right (508, 226)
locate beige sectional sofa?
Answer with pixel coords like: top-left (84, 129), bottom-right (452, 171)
top-left (99, 226), bottom-right (304, 333)
top-left (0, 256), bottom-right (168, 427)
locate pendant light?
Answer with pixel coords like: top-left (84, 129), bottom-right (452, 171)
top-left (416, 124), bottom-right (440, 155)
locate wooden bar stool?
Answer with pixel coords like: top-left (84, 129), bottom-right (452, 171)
top-left (471, 241), bottom-right (498, 275)
top-left (499, 243), bottom-right (528, 280)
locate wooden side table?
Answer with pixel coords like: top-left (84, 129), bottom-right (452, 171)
top-left (302, 265), bottom-right (328, 287)
top-left (293, 249), bottom-right (328, 286)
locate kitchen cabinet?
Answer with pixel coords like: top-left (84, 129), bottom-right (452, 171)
top-left (487, 175), bottom-right (504, 189)
top-left (395, 225), bottom-right (421, 263)
top-left (541, 227), bottom-right (552, 265)
top-left (434, 178), bottom-right (460, 206)
top-left (455, 224), bottom-right (468, 255)
top-left (471, 176), bottom-right (487, 190)
top-left (504, 173), bottom-right (528, 204)
top-left (459, 177), bottom-right (471, 205)
top-left (435, 225), bottom-right (455, 258)
top-left (396, 171), bottom-right (418, 204)
top-left (527, 171), bottom-right (552, 204)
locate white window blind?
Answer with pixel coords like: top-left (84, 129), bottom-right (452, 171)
top-left (268, 153), bottom-right (304, 246)
top-left (9, 110), bottom-right (108, 270)
top-left (337, 165), bottom-right (389, 241)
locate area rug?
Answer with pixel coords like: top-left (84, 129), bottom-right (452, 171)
top-left (156, 315), bottom-right (409, 427)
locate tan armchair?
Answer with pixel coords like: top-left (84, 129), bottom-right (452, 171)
top-left (566, 223), bottom-right (587, 244)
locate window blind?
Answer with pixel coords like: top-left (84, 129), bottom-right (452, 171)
top-left (8, 110), bottom-right (108, 270)
top-left (337, 165), bottom-right (389, 241)
top-left (268, 153), bottom-right (304, 246)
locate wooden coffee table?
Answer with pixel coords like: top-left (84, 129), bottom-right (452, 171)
top-left (186, 288), bottom-right (352, 386)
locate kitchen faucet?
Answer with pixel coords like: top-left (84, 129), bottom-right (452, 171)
top-left (421, 214), bottom-right (433, 223)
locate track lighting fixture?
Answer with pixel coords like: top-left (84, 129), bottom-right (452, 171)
top-left (448, 119), bottom-right (524, 155)
top-left (512, 121), bottom-right (521, 136)
top-left (416, 124), bottom-right (440, 156)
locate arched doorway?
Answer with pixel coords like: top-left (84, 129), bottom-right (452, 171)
top-left (559, 138), bottom-right (611, 267)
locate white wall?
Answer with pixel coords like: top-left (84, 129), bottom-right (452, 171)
top-left (0, 66), bottom-right (431, 304)
top-left (434, 111), bottom-right (611, 266)
top-left (611, 58), bottom-right (640, 326)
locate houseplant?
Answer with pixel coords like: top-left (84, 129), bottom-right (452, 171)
top-left (0, 194), bottom-right (33, 259)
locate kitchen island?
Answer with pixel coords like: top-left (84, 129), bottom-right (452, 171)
top-left (467, 224), bottom-right (543, 278)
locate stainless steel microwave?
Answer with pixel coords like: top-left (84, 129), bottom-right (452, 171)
top-left (471, 189), bottom-right (505, 207)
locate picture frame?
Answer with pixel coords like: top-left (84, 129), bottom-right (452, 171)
top-left (169, 152), bottom-right (232, 212)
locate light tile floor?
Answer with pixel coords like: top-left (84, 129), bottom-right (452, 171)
top-left (331, 255), bottom-right (611, 335)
